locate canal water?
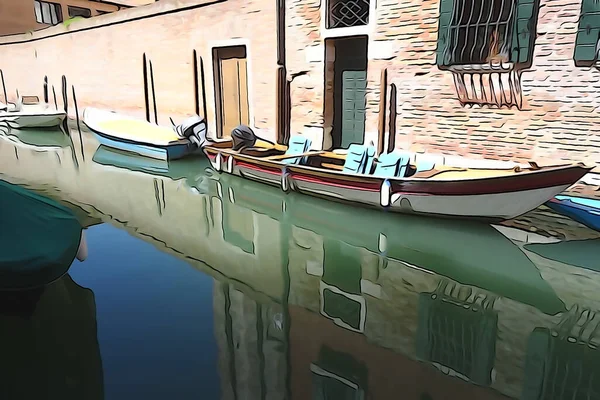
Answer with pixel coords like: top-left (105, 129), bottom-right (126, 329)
top-left (1, 125), bottom-right (600, 400)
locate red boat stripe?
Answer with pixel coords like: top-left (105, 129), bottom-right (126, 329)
top-left (291, 173), bottom-right (381, 192)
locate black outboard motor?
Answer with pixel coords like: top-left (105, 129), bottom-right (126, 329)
top-left (231, 124), bottom-right (258, 151)
top-left (173, 115), bottom-right (208, 147)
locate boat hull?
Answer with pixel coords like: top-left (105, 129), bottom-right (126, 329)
top-left (204, 148), bottom-right (591, 221)
top-left (82, 107), bottom-right (197, 161)
top-left (92, 130), bottom-right (194, 161)
top-left (1, 112), bottom-right (66, 129)
top-left (546, 195), bottom-right (600, 232)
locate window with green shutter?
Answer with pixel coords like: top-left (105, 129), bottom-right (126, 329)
top-left (574, 0), bottom-right (600, 67)
top-left (436, 0), bottom-right (539, 68)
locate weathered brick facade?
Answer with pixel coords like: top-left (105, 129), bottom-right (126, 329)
top-left (1, 0), bottom-right (600, 174)
top-left (0, 0), bottom-right (278, 139)
top-left (287, 0), bottom-right (600, 172)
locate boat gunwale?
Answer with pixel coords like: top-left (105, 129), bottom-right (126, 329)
top-left (203, 145), bottom-right (592, 189)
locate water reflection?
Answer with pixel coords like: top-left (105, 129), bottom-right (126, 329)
top-left (0, 274), bottom-right (103, 400)
top-left (1, 126), bottom-right (600, 399)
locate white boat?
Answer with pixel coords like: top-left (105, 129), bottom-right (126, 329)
top-left (82, 107), bottom-right (209, 161)
top-left (0, 95), bottom-right (66, 129)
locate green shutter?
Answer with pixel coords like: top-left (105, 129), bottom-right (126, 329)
top-left (511, 0), bottom-right (539, 65)
top-left (574, 0), bottom-right (600, 67)
top-left (436, 0), bottom-right (454, 67)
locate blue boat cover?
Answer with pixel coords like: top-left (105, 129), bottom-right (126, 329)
top-left (0, 179), bottom-right (82, 289)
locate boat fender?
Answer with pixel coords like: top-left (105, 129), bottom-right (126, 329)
top-left (215, 152), bottom-right (223, 172)
top-left (281, 168), bottom-right (291, 193)
top-left (380, 179), bottom-right (391, 208)
top-left (226, 154), bottom-right (234, 174)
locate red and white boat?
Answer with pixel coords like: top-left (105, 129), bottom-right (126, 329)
top-left (202, 133), bottom-right (592, 221)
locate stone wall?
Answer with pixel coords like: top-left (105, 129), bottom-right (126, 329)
top-left (286, 0), bottom-right (600, 170)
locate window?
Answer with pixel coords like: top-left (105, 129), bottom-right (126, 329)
top-left (573, 0), bottom-right (600, 67)
top-left (34, 1), bottom-right (62, 25)
top-left (435, 0), bottom-right (538, 109)
top-left (68, 6), bottom-right (92, 18)
top-left (326, 0), bottom-right (371, 29)
top-left (436, 0), bottom-right (539, 68)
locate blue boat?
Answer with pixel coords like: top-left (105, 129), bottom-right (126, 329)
top-left (546, 195), bottom-right (600, 232)
top-left (82, 107), bottom-right (198, 161)
top-left (0, 179), bottom-right (87, 290)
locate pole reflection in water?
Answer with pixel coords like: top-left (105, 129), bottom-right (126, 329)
top-left (1, 126), bottom-right (600, 399)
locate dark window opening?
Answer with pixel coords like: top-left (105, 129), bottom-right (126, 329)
top-left (68, 6), bottom-right (92, 18)
top-left (326, 0), bottom-right (370, 29)
top-left (447, 0), bottom-right (515, 65)
top-left (34, 1), bottom-right (62, 25)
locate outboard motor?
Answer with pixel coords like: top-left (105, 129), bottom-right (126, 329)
top-left (173, 115), bottom-right (208, 148)
top-left (231, 124), bottom-right (258, 151)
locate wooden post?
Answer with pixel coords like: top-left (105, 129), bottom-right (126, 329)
top-left (61, 75), bottom-right (68, 113)
top-left (142, 53), bottom-right (150, 123)
top-left (43, 76), bottom-right (48, 104)
top-left (52, 86), bottom-right (58, 110)
top-left (200, 57), bottom-right (208, 123)
top-left (377, 68), bottom-right (388, 155)
top-left (276, 65), bottom-right (288, 145)
top-left (149, 60), bottom-right (158, 125)
top-left (387, 83), bottom-right (397, 153)
top-left (72, 85), bottom-right (85, 161)
top-left (0, 70), bottom-right (7, 104)
top-left (193, 49), bottom-right (200, 116)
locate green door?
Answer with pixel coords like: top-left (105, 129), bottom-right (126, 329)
top-left (341, 70), bottom-right (367, 149)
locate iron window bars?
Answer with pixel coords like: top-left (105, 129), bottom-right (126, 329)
top-left (437, 0), bottom-right (539, 69)
top-left (327, 0), bottom-right (371, 29)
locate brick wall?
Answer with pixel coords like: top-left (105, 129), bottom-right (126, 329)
top-left (286, 0), bottom-right (600, 171)
top-left (0, 0), bottom-right (278, 140)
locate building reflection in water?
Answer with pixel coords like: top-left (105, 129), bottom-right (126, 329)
top-left (5, 135), bottom-right (600, 400)
top-left (0, 274), bottom-right (103, 400)
top-left (523, 305), bottom-right (600, 400)
top-left (416, 280), bottom-right (498, 387)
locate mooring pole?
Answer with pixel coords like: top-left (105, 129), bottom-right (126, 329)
top-left (142, 53), bottom-right (150, 123)
top-left (149, 60), bottom-right (158, 124)
top-left (193, 49), bottom-right (200, 116)
top-left (43, 76), bottom-right (48, 104)
top-left (200, 56), bottom-right (208, 123)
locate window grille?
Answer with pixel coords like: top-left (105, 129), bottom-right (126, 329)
top-left (444, 0), bottom-right (516, 66)
top-left (68, 6), bottom-right (92, 19)
top-left (327, 0), bottom-right (371, 29)
top-left (416, 281), bottom-right (498, 387)
top-left (453, 69), bottom-right (523, 109)
top-left (34, 1), bottom-right (62, 25)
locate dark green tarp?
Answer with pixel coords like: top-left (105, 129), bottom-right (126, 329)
top-left (0, 179), bottom-right (82, 289)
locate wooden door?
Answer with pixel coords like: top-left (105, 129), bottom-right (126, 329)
top-left (341, 70), bottom-right (367, 149)
top-left (213, 46), bottom-right (250, 138)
